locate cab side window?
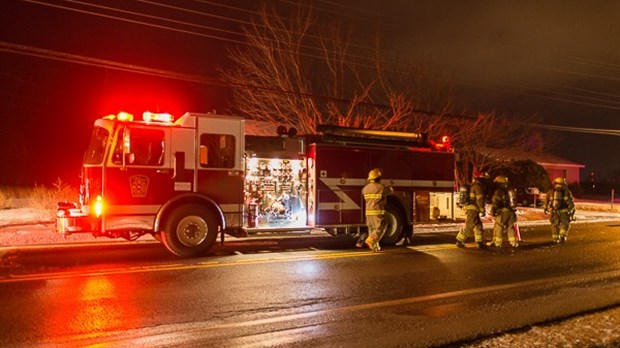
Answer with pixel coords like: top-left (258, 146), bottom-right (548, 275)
top-left (113, 128), bottom-right (165, 166)
top-left (199, 134), bottom-right (235, 168)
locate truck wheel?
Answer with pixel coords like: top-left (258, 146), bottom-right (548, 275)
top-left (162, 204), bottom-right (218, 257)
top-left (380, 204), bottom-right (404, 245)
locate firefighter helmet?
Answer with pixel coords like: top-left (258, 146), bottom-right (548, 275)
top-left (553, 177), bottom-right (566, 185)
top-left (368, 168), bottom-right (382, 181)
top-left (494, 175), bottom-right (509, 184)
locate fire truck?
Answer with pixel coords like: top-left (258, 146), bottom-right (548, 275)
top-left (57, 111), bottom-right (456, 257)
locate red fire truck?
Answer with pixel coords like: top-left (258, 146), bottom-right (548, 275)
top-left (57, 111), bottom-right (456, 257)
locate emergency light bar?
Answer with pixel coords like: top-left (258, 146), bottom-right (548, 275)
top-left (101, 111), bottom-right (174, 123)
top-left (143, 111), bottom-right (174, 123)
top-left (103, 112), bottom-right (134, 122)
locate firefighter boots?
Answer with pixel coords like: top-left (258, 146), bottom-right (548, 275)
top-left (554, 236), bottom-right (567, 244)
top-left (365, 238), bottom-right (380, 252)
top-left (396, 236), bottom-right (411, 246)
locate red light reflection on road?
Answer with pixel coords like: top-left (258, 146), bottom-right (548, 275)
top-left (45, 274), bottom-right (140, 341)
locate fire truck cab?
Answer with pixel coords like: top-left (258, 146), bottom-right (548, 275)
top-left (57, 111), bottom-right (455, 257)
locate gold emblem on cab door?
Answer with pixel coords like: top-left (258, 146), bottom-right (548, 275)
top-left (129, 175), bottom-right (149, 198)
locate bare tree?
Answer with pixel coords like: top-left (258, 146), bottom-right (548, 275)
top-left (222, 2), bottom-right (557, 188)
top-left (221, 3), bottom-right (453, 136)
top-left (450, 111), bottom-right (538, 184)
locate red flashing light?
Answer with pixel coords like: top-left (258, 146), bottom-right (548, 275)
top-left (432, 135), bottom-right (452, 152)
top-left (117, 112), bottom-right (134, 122)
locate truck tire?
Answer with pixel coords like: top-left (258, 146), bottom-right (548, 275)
top-left (162, 204), bottom-right (218, 257)
top-left (380, 203), bottom-right (404, 245)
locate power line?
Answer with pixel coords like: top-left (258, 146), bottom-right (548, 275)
top-left (19, 0), bottom-right (403, 73)
top-left (0, 41), bottom-right (223, 85)
top-left (20, 0), bottom-right (247, 45)
top-left (9, 0), bottom-right (620, 117)
top-left (20, 0), bottom-right (620, 98)
top-left (0, 41), bottom-right (426, 112)
top-left (2, 41), bottom-right (618, 137)
top-left (135, 0), bottom-right (254, 27)
top-left (189, 0), bottom-right (260, 16)
top-left (533, 64), bottom-right (620, 82)
top-left (566, 56), bottom-right (620, 72)
top-left (523, 123), bottom-right (620, 137)
top-left (450, 74), bottom-right (620, 112)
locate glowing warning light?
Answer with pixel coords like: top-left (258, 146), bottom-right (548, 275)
top-left (431, 135), bottom-right (452, 152)
top-left (94, 195), bottom-right (104, 217)
top-left (117, 112), bottom-right (134, 122)
top-left (143, 111), bottom-right (173, 123)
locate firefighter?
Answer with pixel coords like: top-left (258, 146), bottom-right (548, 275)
top-left (360, 168), bottom-right (392, 252)
top-left (489, 175), bottom-right (519, 248)
top-left (544, 177), bottom-right (575, 243)
top-left (456, 170), bottom-right (489, 249)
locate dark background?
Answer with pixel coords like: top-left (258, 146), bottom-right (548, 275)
top-left (1, 0), bottom-right (618, 187)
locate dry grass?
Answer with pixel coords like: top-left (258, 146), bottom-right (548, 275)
top-left (0, 188), bottom-right (11, 209)
top-left (0, 178), bottom-right (77, 218)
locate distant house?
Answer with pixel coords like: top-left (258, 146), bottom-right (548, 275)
top-left (532, 152), bottom-right (585, 185)
top-left (479, 148), bottom-right (585, 185)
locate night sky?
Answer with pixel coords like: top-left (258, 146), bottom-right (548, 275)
top-left (1, 0), bottom-right (618, 187)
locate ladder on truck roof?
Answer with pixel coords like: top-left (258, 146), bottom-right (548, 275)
top-left (315, 124), bottom-right (431, 149)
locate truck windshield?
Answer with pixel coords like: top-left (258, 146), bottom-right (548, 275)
top-left (83, 127), bottom-right (109, 164)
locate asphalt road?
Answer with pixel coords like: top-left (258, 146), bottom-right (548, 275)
top-left (0, 221), bottom-right (619, 347)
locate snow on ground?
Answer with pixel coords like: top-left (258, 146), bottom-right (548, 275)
top-left (0, 202), bottom-right (618, 246)
top-left (462, 305), bottom-right (620, 348)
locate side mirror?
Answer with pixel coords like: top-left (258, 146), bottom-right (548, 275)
top-left (121, 126), bottom-right (130, 170)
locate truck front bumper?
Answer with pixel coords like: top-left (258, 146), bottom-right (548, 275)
top-left (56, 202), bottom-right (99, 235)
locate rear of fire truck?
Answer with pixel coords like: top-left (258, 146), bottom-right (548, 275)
top-left (306, 125), bottom-right (456, 244)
